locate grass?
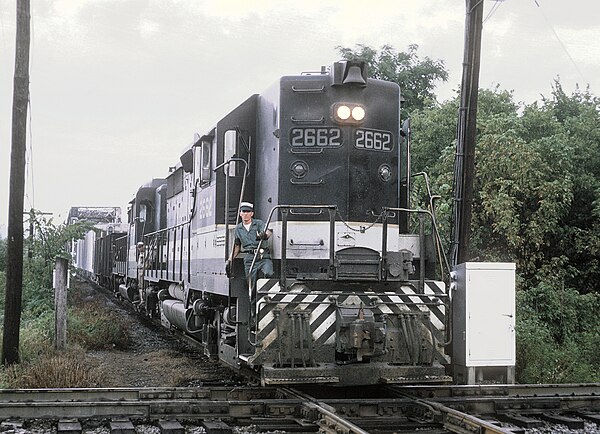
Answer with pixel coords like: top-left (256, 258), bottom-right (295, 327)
top-left (1, 346), bottom-right (104, 388)
top-left (0, 276), bottom-right (131, 388)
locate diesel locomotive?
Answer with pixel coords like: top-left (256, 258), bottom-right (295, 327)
top-left (82, 61), bottom-right (456, 386)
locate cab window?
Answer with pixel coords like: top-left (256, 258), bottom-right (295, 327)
top-left (224, 130), bottom-right (237, 177)
top-left (201, 141), bottom-right (211, 185)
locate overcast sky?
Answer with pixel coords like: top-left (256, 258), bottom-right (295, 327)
top-left (1, 0), bottom-right (599, 235)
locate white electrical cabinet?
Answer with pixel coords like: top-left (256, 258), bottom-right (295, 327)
top-left (452, 262), bottom-right (515, 382)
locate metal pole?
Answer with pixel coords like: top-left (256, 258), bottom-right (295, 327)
top-left (452, 0), bottom-right (483, 267)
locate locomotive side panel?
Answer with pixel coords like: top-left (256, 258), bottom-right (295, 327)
top-left (191, 94), bottom-right (258, 296)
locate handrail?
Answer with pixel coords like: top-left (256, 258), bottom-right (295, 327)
top-left (381, 206), bottom-right (449, 288)
top-left (245, 204), bottom-right (449, 347)
top-left (247, 204), bottom-right (337, 346)
top-left (144, 219), bottom-right (190, 238)
top-left (411, 172), bottom-right (451, 280)
top-left (143, 220), bottom-right (193, 283)
top-left (248, 204), bottom-right (338, 293)
top-left (215, 157), bottom-right (249, 260)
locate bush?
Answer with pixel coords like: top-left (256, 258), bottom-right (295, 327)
top-left (1, 347), bottom-right (104, 388)
top-left (67, 302), bottom-right (130, 350)
top-left (0, 271), bottom-right (5, 310)
top-left (516, 284), bottom-right (600, 383)
top-left (0, 237), bottom-right (6, 273)
top-left (516, 314), bottom-right (557, 383)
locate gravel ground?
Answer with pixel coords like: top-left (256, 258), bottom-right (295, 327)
top-left (2, 420), bottom-right (270, 433)
top-left (526, 422), bottom-right (600, 434)
top-left (73, 278), bottom-right (240, 388)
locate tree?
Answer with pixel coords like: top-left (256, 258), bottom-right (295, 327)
top-left (25, 211), bottom-right (94, 290)
top-left (0, 237), bottom-right (6, 273)
top-left (336, 44), bottom-right (449, 114)
top-left (410, 82), bottom-right (600, 382)
top-left (538, 82), bottom-right (600, 294)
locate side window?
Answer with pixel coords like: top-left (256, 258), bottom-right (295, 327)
top-left (139, 203), bottom-right (147, 222)
top-left (224, 129), bottom-right (237, 177)
top-left (139, 201), bottom-right (153, 224)
top-left (201, 141), bottom-right (211, 186)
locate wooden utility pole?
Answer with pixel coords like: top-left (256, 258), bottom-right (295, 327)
top-left (451, 0), bottom-right (484, 267)
top-left (3, 0), bottom-right (31, 366)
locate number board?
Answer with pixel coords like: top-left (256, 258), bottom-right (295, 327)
top-left (289, 127), bottom-right (394, 152)
top-left (354, 129), bottom-right (394, 152)
top-left (290, 127), bottom-right (343, 148)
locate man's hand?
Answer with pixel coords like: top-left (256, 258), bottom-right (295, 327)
top-left (256, 231), bottom-right (269, 240)
top-left (225, 260), bottom-right (232, 277)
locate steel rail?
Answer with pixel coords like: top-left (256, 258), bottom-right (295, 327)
top-left (1, 384), bottom-right (599, 433)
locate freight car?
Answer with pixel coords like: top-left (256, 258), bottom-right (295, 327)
top-left (80, 61), bottom-right (514, 386)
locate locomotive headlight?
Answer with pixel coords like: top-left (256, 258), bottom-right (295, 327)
top-left (332, 103), bottom-right (366, 124)
top-left (336, 105), bottom-right (351, 120)
top-left (351, 106), bottom-right (365, 121)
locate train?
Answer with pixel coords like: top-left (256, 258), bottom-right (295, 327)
top-left (72, 60), bottom-right (516, 386)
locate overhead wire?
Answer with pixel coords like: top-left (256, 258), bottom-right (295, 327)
top-left (26, 95), bottom-right (34, 211)
top-left (25, 6), bottom-right (35, 212)
top-left (483, 0), bottom-right (503, 24)
top-left (533, 0), bottom-right (587, 84)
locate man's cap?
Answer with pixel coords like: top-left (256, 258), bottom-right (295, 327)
top-left (240, 202), bottom-right (254, 212)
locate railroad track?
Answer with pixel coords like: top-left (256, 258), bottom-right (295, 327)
top-left (1, 384), bottom-right (598, 433)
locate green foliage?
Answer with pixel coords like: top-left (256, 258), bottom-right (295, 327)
top-left (10, 313), bottom-right (55, 364)
top-left (8, 211), bottom-right (96, 319)
top-left (0, 237), bottom-right (6, 272)
top-left (336, 48), bottom-right (599, 384)
top-left (0, 280), bottom-right (130, 387)
top-left (410, 76), bottom-right (600, 383)
top-left (67, 303), bottom-right (130, 350)
top-left (411, 98), bottom-right (459, 174)
top-left (0, 272), bottom-right (5, 306)
top-left (516, 283), bottom-right (600, 383)
top-left (1, 212), bottom-right (94, 375)
top-left (25, 210), bottom-right (94, 289)
top-left (336, 44), bottom-right (449, 114)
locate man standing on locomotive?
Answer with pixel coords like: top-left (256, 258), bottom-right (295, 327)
top-left (227, 202), bottom-right (274, 285)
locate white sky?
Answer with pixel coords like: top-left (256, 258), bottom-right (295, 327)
top-left (1, 0), bottom-right (599, 235)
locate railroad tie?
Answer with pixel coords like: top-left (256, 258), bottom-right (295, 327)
top-left (109, 418), bottom-right (136, 434)
top-left (202, 420), bottom-right (233, 434)
top-left (540, 413), bottom-right (585, 430)
top-left (57, 419), bottom-right (82, 434)
top-left (158, 419), bottom-right (185, 434)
